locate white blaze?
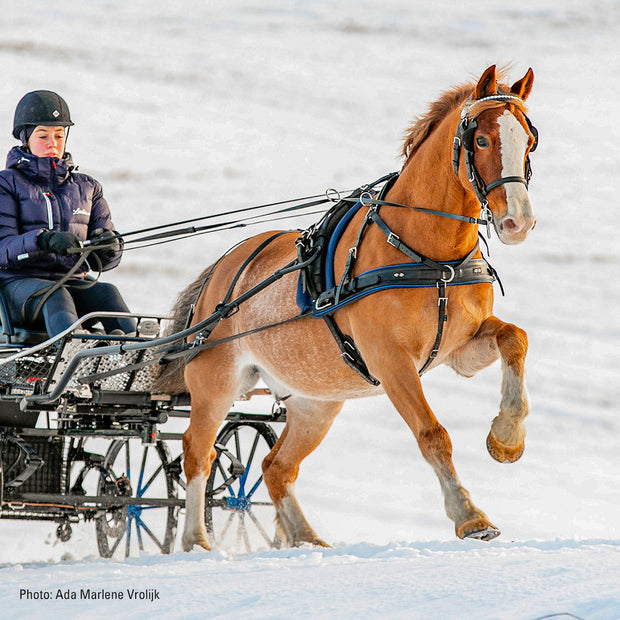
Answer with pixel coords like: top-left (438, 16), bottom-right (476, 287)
top-left (495, 110), bottom-right (535, 243)
top-left (497, 110), bottom-right (530, 205)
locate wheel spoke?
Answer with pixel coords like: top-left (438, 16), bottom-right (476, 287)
top-left (246, 474), bottom-right (265, 500)
top-left (96, 440), bottom-right (178, 560)
top-left (125, 516), bottom-right (132, 558)
top-left (135, 514), bottom-right (167, 552)
top-left (205, 423), bottom-right (279, 554)
top-left (246, 508), bottom-right (274, 547)
top-left (216, 511), bottom-right (236, 547)
top-left (108, 527), bottom-right (124, 556)
top-left (137, 446), bottom-right (149, 495)
top-left (240, 433), bottom-right (261, 492)
top-left (140, 462), bottom-right (164, 497)
top-left (234, 430), bottom-right (241, 462)
top-left (241, 513), bottom-right (252, 554)
top-left (124, 441), bottom-right (131, 481)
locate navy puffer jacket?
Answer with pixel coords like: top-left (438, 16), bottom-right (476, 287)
top-left (0, 146), bottom-right (122, 284)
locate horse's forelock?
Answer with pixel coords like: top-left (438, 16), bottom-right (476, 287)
top-left (400, 69), bottom-right (522, 164)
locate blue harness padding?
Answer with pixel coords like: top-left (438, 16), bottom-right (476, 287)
top-left (296, 201), bottom-right (362, 313)
top-left (296, 201), bottom-right (363, 313)
top-left (296, 197), bottom-right (495, 315)
top-left (295, 278), bottom-right (314, 313)
top-left (324, 201), bottom-right (364, 290)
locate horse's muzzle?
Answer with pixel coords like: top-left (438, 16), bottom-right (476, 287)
top-left (496, 209), bottom-right (536, 245)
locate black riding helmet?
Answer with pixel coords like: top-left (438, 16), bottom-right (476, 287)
top-left (12, 90), bottom-right (74, 140)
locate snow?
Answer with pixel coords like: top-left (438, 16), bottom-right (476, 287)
top-left (1, 1), bottom-right (619, 619)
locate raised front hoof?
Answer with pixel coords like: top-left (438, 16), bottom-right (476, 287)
top-left (486, 431), bottom-right (525, 464)
top-left (457, 519), bottom-right (501, 542)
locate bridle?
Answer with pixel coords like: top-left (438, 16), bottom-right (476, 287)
top-left (452, 94), bottom-right (539, 221)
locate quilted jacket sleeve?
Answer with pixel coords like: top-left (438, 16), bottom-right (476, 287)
top-left (87, 178), bottom-right (123, 272)
top-left (0, 175), bottom-right (45, 268)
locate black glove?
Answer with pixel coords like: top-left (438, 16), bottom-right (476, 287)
top-left (88, 228), bottom-right (122, 261)
top-left (37, 230), bottom-right (82, 255)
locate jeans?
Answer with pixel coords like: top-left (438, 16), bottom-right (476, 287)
top-left (1, 277), bottom-right (136, 337)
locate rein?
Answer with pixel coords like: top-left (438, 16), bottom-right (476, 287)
top-left (67, 97), bottom-right (536, 387)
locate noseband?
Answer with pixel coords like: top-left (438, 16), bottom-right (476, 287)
top-left (452, 94), bottom-right (538, 208)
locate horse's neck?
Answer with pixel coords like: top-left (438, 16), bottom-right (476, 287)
top-left (377, 117), bottom-right (481, 262)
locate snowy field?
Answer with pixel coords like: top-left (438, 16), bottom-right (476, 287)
top-left (1, 1), bottom-right (619, 618)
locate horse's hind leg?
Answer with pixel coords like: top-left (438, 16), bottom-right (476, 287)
top-left (181, 357), bottom-right (243, 552)
top-left (262, 398), bottom-right (343, 547)
top-left (447, 316), bottom-right (530, 463)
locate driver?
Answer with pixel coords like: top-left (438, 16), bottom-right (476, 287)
top-left (0, 90), bottom-right (135, 337)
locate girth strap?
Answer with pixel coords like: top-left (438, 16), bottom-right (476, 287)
top-left (314, 258), bottom-right (494, 313)
top-left (418, 281), bottom-right (448, 375)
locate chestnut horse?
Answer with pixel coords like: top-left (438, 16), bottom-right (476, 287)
top-left (157, 65), bottom-right (537, 550)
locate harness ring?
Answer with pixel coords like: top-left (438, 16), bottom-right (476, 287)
top-left (359, 191), bottom-right (374, 207)
top-left (441, 264), bottom-right (456, 283)
top-left (325, 188), bottom-right (341, 203)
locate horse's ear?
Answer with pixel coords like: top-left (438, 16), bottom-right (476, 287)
top-left (511, 68), bottom-right (534, 101)
top-left (474, 65), bottom-right (498, 99)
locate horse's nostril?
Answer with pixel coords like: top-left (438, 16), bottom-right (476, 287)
top-left (501, 218), bottom-right (520, 233)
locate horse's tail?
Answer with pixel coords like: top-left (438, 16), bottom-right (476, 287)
top-left (153, 261), bottom-right (219, 394)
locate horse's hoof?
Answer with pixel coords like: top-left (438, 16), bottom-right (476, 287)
top-left (457, 518), bottom-right (501, 541)
top-left (293, 537), bottom-right (331, 548)
top-left (313, 538), bottom-right (331, 548)
top-left (464, 525), bottom-right (501, 542)
top-left (486, 431), bottom-right (525, 464)
top-left (182, 537), bottom-right (212, 552)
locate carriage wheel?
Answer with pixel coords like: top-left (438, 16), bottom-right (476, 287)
top-left (95, 439), bottom-right (179, 559)
top-left (205, 422), bottom-right (279, 554)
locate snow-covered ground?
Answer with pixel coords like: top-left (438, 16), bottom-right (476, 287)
top-left (1, 1), bottom-right (619, 618)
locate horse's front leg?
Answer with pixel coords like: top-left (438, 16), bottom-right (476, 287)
top-left (373, 349), bottom-right (499, 541)
top-left (447, 316), bottom-right (530, 463)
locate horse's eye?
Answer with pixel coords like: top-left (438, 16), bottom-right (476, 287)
top-left (476, 136), bottom-right (490, 149)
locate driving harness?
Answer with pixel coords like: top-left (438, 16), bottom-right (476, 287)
top-left (168, 94), bottom-right (537, 386)
top-left (295, 94), bottom-right (537, 384)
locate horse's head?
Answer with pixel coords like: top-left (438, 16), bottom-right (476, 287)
top-left (455, 65), bottom-right (538, 245)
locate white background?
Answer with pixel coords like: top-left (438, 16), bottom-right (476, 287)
top-left (0, 1), bottom-right (619, 618)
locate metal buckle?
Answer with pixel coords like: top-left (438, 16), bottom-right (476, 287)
top-left (481, 201), bottom-right (493, 238)
top-left (387, 232), bottom-right (400, 248)
top-left (315, 296), bottom-right (333, 311)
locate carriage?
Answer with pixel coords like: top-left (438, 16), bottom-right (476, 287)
top-left (1, 66), bottom-right (539, 559)
top-left (0, 307), bottom-right (287, 559)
